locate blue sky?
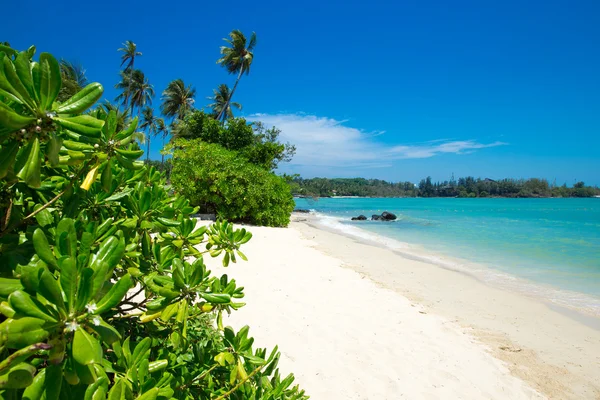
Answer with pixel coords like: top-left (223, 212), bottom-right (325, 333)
top-left (3, 0), bottom-right (599, 185)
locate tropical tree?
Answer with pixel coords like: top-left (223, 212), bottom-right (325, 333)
top-left (117, 40), bottom-right (142, 109)
top-left (216, 30), bottom-right (256, 121)
top-left (140, 106), bottom-right (162, 162)
top-left (157, 117), bottom-right (169, 164)
top-left (58, 59), bottom-right (87, 101)
top-left (116, 69), bottom-right (154, 116)
top-left (160, 78), bottom-right (196, 121)
top-left (208, 83), bottom-right (242, 121)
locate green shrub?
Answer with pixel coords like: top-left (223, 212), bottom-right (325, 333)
top-left (0, 45), bottom-right (306, 399)
top-left (174, 111), bottom-right (295, 171)
top-left (171, 139), bottom-right (295, 227)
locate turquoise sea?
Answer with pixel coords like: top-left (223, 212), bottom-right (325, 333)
top-left (294, 198), bottom-right (600, 315)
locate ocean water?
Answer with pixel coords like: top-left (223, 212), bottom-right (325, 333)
top-left (294, 197), bottom-right (600, 315)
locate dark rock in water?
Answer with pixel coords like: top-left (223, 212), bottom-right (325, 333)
top-left (381, 211), bottom-right (397, 221)
top-left (371, 212), bottom-right (397, 221)
top-left (351, 215), bottom-right (367, 221)
top-left (294, 209), bottom-right (310, 213)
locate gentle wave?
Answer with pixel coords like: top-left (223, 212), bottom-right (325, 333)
top-left (311, 212), bottom-right (600, 317)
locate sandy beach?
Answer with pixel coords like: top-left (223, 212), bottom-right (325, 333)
top-left (204, 215), bottom-right (600, 399)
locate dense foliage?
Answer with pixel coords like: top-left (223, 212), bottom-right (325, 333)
top-left (292, 176), bottom-right (600, 198)
top-left (0, 45), bottom-right (306, 399)
top-left (173, 111), bottom-right (295, 172)
top-left (171, 140), bottom-right (295, 227)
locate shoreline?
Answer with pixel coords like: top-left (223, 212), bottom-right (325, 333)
top-left (303, 212), bottom-right (600, 320)
top-left (291, 215), bottom-right (600, 398)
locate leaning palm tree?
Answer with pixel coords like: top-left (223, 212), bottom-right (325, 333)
top-left (116, 69), bottom-right (154, 116)
top-left (58, 60), bottom-right (88, 102)
top-left (216, 30), bottom-right (256, 121)
top-left (117, 41), bottom-right (142, 111)
top-left (207, 84), bottom-right (242, 122)
top-left (160, 79), bottom-right (196, 121)
top-left (140, 107), bottom-right (161, 162)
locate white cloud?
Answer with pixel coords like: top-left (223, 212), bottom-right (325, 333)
top-left (248, 113), bottom-right (507, 173)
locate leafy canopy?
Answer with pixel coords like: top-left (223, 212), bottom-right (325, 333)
top-left (170, 139), bottom-right (295, 227)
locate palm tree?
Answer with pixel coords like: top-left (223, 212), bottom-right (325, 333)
top-left (116, 69), bottom-right (154, 116)
top-left (58, 60), bottom-right (88, 102)
top-left (216, 30), bottom-right (256, 121)
top-left (140, 106), bottom-right (160, 162)
top-left (156, 118), bottom-right (169, 165)
top-left (160, 79), bottom-right (196, 121)
top-left (207, 84), bottom-right (242, 121)
top-left (118, 41), bottom-right (142, 110)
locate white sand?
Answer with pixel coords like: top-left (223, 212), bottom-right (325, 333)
top-left (202, 217), bottom-right (600, 399)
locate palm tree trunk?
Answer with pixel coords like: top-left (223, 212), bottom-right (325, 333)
top-left (217, 64), bottom-right (244, 122)
top-left (128, 60), bottom-right (134, 114)
top-left (161, 135), bottom-right (165, 165)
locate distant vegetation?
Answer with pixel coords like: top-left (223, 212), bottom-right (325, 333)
top-left (292, 177), bottom-right (600, 198)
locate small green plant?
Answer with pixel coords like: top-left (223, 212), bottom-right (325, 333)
top-left (0, 45), bottom-right (306, 399)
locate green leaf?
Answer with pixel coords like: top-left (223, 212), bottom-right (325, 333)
top-left (135, 388), bottom-right (159, 400)
top-left (58, 256), bottom-right (77, 313)
top-left (55, 218), bottom-right (77, 258)
top-left (0, 101), bottom-right (35, 129)
top-left (39, 52), bottom-right (61, 110)
top-left (54, 115), bottom-right (104, 137)
top-left (1, 54), bottom-right (35, 109)
top-left (14, 137), bottom-right (41, 188)
top-left (0, 317), bottom-right (50, 349)
top-left (22, 366), bottom-right (45, 400)
top-left (236, 249), bottom-right (248, 261)
top-left (114, 117), bottom-right (138, 140)
top-left (94, 274), bottom-right (132, 314)
top-left (202, 292), bottom-right (231, 304)
top-left (131, 337), bottom-right (151, 367)
top-left (103, 188), bottom-right (133, 202)
top-left (89, 318), bottom-right (122, 345)
top-left (172, 259), bottom-right (186, 290)
top-left (0, 362), bottom-right (36, 389)
top-left (156, 217), bottom-right (180, 227)
top-left (84, 376), bottom-right (109, 400)
top-left (13, 52), bottom-right (36, 102)
top-left (55, 82), bottom-right (103, 115)
top-left (46, 132), bottom-right (62, 167)
top-left (73, 327), bottom-right (102, 365)
top-left (108, 378), bottom-right (132, 400)
top-left (8, 290), bottom-right (56, 322)
top-left (38, 269), bottom-right (65, 312)
top-left (32, 228), bottom-right (58, 269)
top-left (0, 277), bottom-right (23, 297)
top-left (147, 360), bottom-right (168, 374)
top-left (0, 141), bottom-right (19, 179)
top-left (44, 364), bottom-right (63, 400)
top-left (75, 268), bottom-right (94, 312)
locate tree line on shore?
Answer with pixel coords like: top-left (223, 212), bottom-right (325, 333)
top-left (291, 176), bottom-right (600, 198)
